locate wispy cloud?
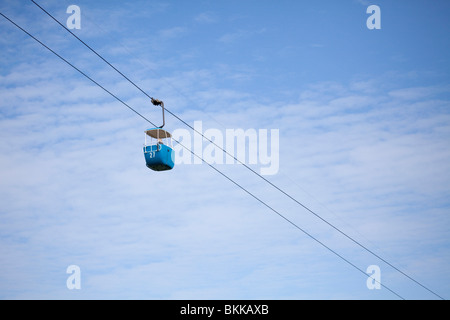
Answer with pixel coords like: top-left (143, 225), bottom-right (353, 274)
top-left (388, 85), bottom-right (450, 100)
top-left (1, 0), bottom-right (449, 300)
top-left (157, 26), bottom-right (188, 40)
top-left (218, 28), bottom-right (266, 44)
top-left (353, 0), bottom-right (371, 6)
top-left (194, 12), bottom-right (217, 24)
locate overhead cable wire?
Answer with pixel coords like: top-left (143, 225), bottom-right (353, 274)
top-left (0, 10), bottom-right (408, 300)
top-left (28, 0), bottom-right (445, 301)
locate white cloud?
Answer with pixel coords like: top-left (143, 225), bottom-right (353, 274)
top-left (2, 55), bottom-right (449, 299)
top-left (194, 12), bottom-right (217, 24)
top-left (218, 28), bottom-right (266, 44)
top-left (157, 26), bottom-right (187, 40)
top-left (354, 0), bottom-right (371, 6)
top-left (388, 85), bottom-right (450, 100)
top-left (1, 1), bottom-right (449, 300)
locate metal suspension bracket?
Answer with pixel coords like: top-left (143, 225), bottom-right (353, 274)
top-left (151, 97), bottom-right (165, 128)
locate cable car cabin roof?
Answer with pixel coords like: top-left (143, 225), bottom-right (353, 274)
top-left (145, 128), bottom-right (172, 139)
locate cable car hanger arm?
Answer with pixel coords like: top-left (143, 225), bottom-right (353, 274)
top-left (151, 97), bottom-right (165, 129)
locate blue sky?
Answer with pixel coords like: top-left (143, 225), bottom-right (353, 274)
top-left (0, 0), bottom-right (449, 299)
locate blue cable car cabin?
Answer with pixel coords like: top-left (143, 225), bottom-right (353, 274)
top-left (143, 128), bottom-right (175, 171)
